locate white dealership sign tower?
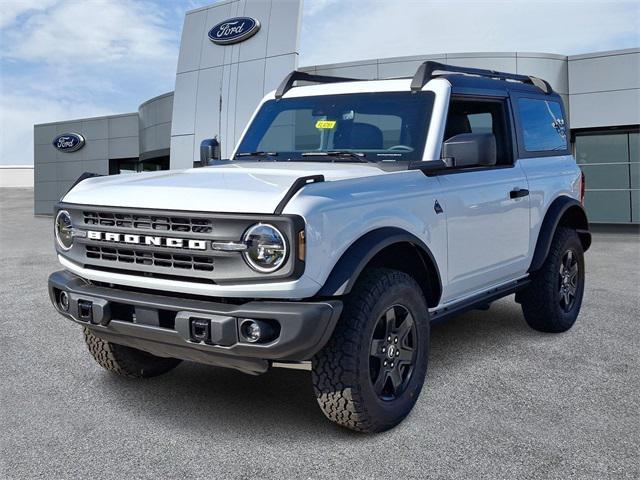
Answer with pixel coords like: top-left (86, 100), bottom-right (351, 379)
top-left (170, 0), bottom-right (303, 167)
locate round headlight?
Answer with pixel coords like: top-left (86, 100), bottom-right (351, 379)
top-left (242, 224), bottom-right (287, 273)
top-left (55, 210), bottom-right (74, 251)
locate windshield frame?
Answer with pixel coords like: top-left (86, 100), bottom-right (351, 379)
top-left (232, 91), bottom-right (436, 164)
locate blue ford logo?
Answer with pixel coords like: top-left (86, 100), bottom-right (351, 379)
top-left (53, 133), bottom-right (85, 153)
top-left (208, 17), bottom-right (260, 45)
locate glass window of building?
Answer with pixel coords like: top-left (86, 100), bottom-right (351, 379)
top-left (575, 131), bottom-right (639, 223)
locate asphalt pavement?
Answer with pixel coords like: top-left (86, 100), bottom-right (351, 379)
top-left (1, 188), bottom-right (638, 479)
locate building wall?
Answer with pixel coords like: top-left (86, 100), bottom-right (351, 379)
top-left (170, 0), bottom-right (303, 168)
top-left (574, 131), bottom-right (639, 223)
top-left (568, 48), bottom-right (640, 129)
top-left (567, 49), bottom-right (640, 223)
top-left (33, 113), bottom-right (138, 215)
top-left (139, 92), bottom-right (174, 161)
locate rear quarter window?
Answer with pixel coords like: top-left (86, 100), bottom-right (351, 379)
top-left (518, 98), bottom-right (567, 152)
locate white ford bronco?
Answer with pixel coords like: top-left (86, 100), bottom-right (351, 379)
top-left (49, 62), bottom-right (591, 432)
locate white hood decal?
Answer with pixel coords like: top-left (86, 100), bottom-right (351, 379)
top-left (62, 162), bottom-right (385, 214)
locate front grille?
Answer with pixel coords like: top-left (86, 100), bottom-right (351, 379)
top-left (83, 211), bottom-right (213, 234)
top-left (86, 245), bottom-right (214, 272)
top-left (59, 204), bottom-right (300, 284)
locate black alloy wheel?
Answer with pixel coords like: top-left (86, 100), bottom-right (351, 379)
top-left (369, 305), bottom-right (417, 401)
top-left (559, 249), bottom-right (579, 313)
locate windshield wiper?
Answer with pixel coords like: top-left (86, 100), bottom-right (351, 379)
top-left (301, 151), bottom-right (371, 162)
top-left (235, 151), bottom-right (279, 158)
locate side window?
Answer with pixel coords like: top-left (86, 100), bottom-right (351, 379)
top-left (518, 98), bottom-right (567, 152)
top-left (443, 99), bottom-right (512, 165)
top-left (467, 113), bottom-right (493, 134)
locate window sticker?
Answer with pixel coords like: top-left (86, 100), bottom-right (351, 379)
top-left (315, 120), bottom-right (336, 129)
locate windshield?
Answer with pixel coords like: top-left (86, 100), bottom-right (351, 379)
top-left (235, 92), bottom-right (435, 162)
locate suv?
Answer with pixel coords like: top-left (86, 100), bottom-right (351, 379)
top-left (48, 62), bottom-right (591, 433)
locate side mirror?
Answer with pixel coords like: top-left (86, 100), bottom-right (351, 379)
top-left (199, 138), bottom-right (221, 166)
top-left (442, 133), bottom-right (496, 167)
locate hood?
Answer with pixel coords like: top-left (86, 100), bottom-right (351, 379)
top-left (62, 161), bottom-right (386, 213)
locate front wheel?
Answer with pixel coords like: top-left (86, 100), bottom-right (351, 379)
top-left (312, 268), bottom-right (430, 433)
top-left (519, 227), bottom-right (586, 333)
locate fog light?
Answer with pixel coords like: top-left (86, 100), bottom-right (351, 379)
top-left (59, 291), bottom-right (70, 311)
top-left (240, 319), bottom-right (262, 343)
top-left (239, 319), bottom-right (279, 344)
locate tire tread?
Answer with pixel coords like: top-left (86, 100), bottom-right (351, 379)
top-left (83, 328), bottom-right (180, 378)
top-left (312, 268), bottom-right (427, 432)
top-left (520, 227), bottom-right (584, 333)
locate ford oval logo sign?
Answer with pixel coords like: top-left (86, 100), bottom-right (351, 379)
top-left (53, 133), bottom-right (85, 153)
top-left (208, 17), bottom-right (260, 45)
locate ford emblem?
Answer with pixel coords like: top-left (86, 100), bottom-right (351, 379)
top-left (208, 17), bottom-right (260, 45)
top-left (53, 133), bottom-right (85, 153)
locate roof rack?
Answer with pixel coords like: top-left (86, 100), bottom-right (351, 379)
top-left (275, 71), bottom-right (359, 99)
top-left (410, 61), bottom-right (553, 94)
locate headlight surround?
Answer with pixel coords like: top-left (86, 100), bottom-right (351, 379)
top-left (242, 223), bottom-right (288, 273)
top-left (55, 210), bottom-right (74, 251)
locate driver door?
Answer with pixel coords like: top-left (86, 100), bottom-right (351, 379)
top-left (437, 96), bottom-right (531, 303)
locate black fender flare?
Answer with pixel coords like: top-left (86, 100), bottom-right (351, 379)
top-left (317, 227), bottom-right (442, 304)
top-left (528, 196), bottom-right (591, 273)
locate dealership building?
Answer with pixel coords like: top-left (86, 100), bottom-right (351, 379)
top-left (32, 0), bottom-right (639, 223)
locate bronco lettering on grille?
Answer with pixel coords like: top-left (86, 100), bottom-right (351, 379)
top-left (86, 231), bottom-right (207, 250)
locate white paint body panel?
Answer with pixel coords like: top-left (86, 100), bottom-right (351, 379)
top-left (437, 162), bottom-right (530, 303)
top-left (283, 170), bottom-right (448, 294)
top-left (62, 162), bottom-right (385, 213)
top-left (58, 255), bottom-right (324, 299)
top-left (519, 154), bottom-right (583, 243)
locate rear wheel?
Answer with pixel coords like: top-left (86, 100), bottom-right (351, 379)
top-left (519, 227), bottom-right (585, 333)
top-left (312, 268), bottom-right (430, 432)
top-left (83, 328), bottom-right (181, 378)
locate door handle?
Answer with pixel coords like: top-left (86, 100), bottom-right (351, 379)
top-left (510, 188), bottom-right (529, 199)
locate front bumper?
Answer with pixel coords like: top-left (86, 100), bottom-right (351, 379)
top-left (48, 270), bottom-right (342, 374)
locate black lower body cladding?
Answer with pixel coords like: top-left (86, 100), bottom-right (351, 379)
top-left (48, 270), bottom-right (342, 374)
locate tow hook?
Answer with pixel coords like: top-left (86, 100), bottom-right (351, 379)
top-left (190, 318), bottom-right (211, 343)
top-left (78, 300), bottom-right (94, 323)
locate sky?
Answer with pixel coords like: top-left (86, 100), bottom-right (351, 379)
top-left (0, 0), bottom-right (638, 166)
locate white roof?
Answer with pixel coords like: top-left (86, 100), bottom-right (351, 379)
top-left (270, 78), bottom-right (417, 99)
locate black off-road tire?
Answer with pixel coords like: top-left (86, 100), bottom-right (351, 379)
top-left (519, 227), bottom-right (585, 333)
top-left (83, 328), bottom-right (181, 378)
top-left (312, 268), bottom-right (430, 433)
